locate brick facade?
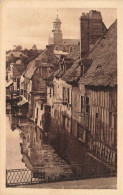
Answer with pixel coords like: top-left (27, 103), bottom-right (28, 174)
top-left (80, 10), bottom-right (107, 57)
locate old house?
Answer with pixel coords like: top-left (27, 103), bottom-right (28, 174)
top-left (78, 20), bottom-right (117, 170)
top-left (47, 16), bottom-right (117, 173)
top-left (6, 51), bottom-right (27, 67)
top-left (22, 45), bottom-right (58, 119)
top-left (6, 59), bottom-right (26, 102)
top-left (61, 59), bottom-right (89, 143)
top-left (46, 51), bottom-right (79, 133)
top-left (46, 44), bottom-right (92, 135)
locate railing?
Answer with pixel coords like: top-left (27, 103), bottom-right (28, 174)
top-left (6, 169), bottom-right (46, 187)
top-left (6, 162), bottom-right (117, 187)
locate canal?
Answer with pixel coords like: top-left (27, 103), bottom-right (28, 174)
top-left (6, 114), bottom-right (74, 181)
top-left (6, 112), bottom-right (114, 184)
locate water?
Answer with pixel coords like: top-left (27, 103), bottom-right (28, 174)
top-left (6, 113), bottom-right (113, 181)
top-left (6, 114), bottom-right (26, 169)
top-left (6, 114), bottom-right (73, 180)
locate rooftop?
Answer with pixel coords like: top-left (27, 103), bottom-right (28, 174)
top-left (79, 20), bottom-right (117, 87)
top-left (24, 49), bottom-right (58, 79)
top-left (62, 39), bottom-right (80, 46)
top-left (62, 60), bottom-right (80, 82)
top-left (53, 15), bottom-right (61, 23)
top-left (57, 19), bottom-right (117, 86)
top-left (66, 45), bottom-right (80, 60)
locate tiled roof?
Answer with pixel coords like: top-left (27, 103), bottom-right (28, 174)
top-left (66, 45), bottom-right (80, 60)
top-left (79, 20), bottom-right (117, 87)
top-left (59, 20), bottom-right (117, 86)
top-left (62, 39), bottom-right (80, 46)
top-left (62, 60), bottom-right (80, 82)
top-left (24, 49), bottom-right (58, 79)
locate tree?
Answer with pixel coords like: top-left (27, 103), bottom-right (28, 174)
top-left (32, 44), bottom-right (37, 50)
top-left (15, 45), bottom-right (23, 51)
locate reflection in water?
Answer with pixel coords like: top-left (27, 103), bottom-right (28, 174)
top-left (7, 114), bottom-right (113, 180)
top-left (7, 115), bottom-right (73, 180)
top-left (6, 115), bottom-right (26, 169)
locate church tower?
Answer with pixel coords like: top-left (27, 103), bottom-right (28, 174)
top-left (48, 15), bottom-right (62, 45)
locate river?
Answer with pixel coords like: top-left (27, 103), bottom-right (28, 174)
top-left (6, 114), bottom-right (26, 169)
top-left (6, 114), bottom-right (74, 180)
top-left (6, 113), bottom-right (113, 181)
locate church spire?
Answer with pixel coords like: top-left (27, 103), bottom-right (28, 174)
top-left (48, 12), bottom-right (62, 45)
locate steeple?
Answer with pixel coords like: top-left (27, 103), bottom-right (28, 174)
top-left (48, 14), bottom-right (62, 45)
top-left (53, 15), bottom-right (61, 31)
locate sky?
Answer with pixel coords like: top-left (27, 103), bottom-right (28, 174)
top-left (4, 5), bottom-right (117, 50)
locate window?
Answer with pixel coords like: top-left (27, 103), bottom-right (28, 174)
top-left (50, 88), bottom-right (51, 98)
top-left (86, 97), bottom-right (90, 113)
top-left (53, 85), bottom-right (54, 96)
top-left (63, 87), bottom-right (66, 101)
top-left (40, 120), bottom-right (42, 126)
top-left (36, 108), bottom-right (38, 119)
top-left (67, 88), bottom-right (69, 104)
top-left (96, 113), bottom-right (98, 119)
top-left (86, 97), bottom-right (89, 105)
top-left (67, 117), bottom-right (69, 127)
top-left (41, 103), bottom-right (43, 110)
top-left (62, 47), bottom-right (66, 52)
top-left (42, 67), bottom-right (47, 74)
top-left (17, 78), bottom-right (20, 89)
top-left (81, 96), bottom-right (84, 112)
top-left (56, 46), bottom-right (59, 51)
top-left (109, 112), bottom-right (112, 127)
top-left (63, 87), bottom-right (70, 103)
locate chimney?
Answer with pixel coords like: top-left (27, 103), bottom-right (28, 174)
top-left (80, 10), bottom-right (105, 58)
top-left (89, 10), bottom-right (103, 45)
top-left (80, 12), bottom-right (90, 58)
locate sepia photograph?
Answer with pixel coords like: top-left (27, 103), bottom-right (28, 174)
top-left (1, 0), bottom-right (123, 193)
